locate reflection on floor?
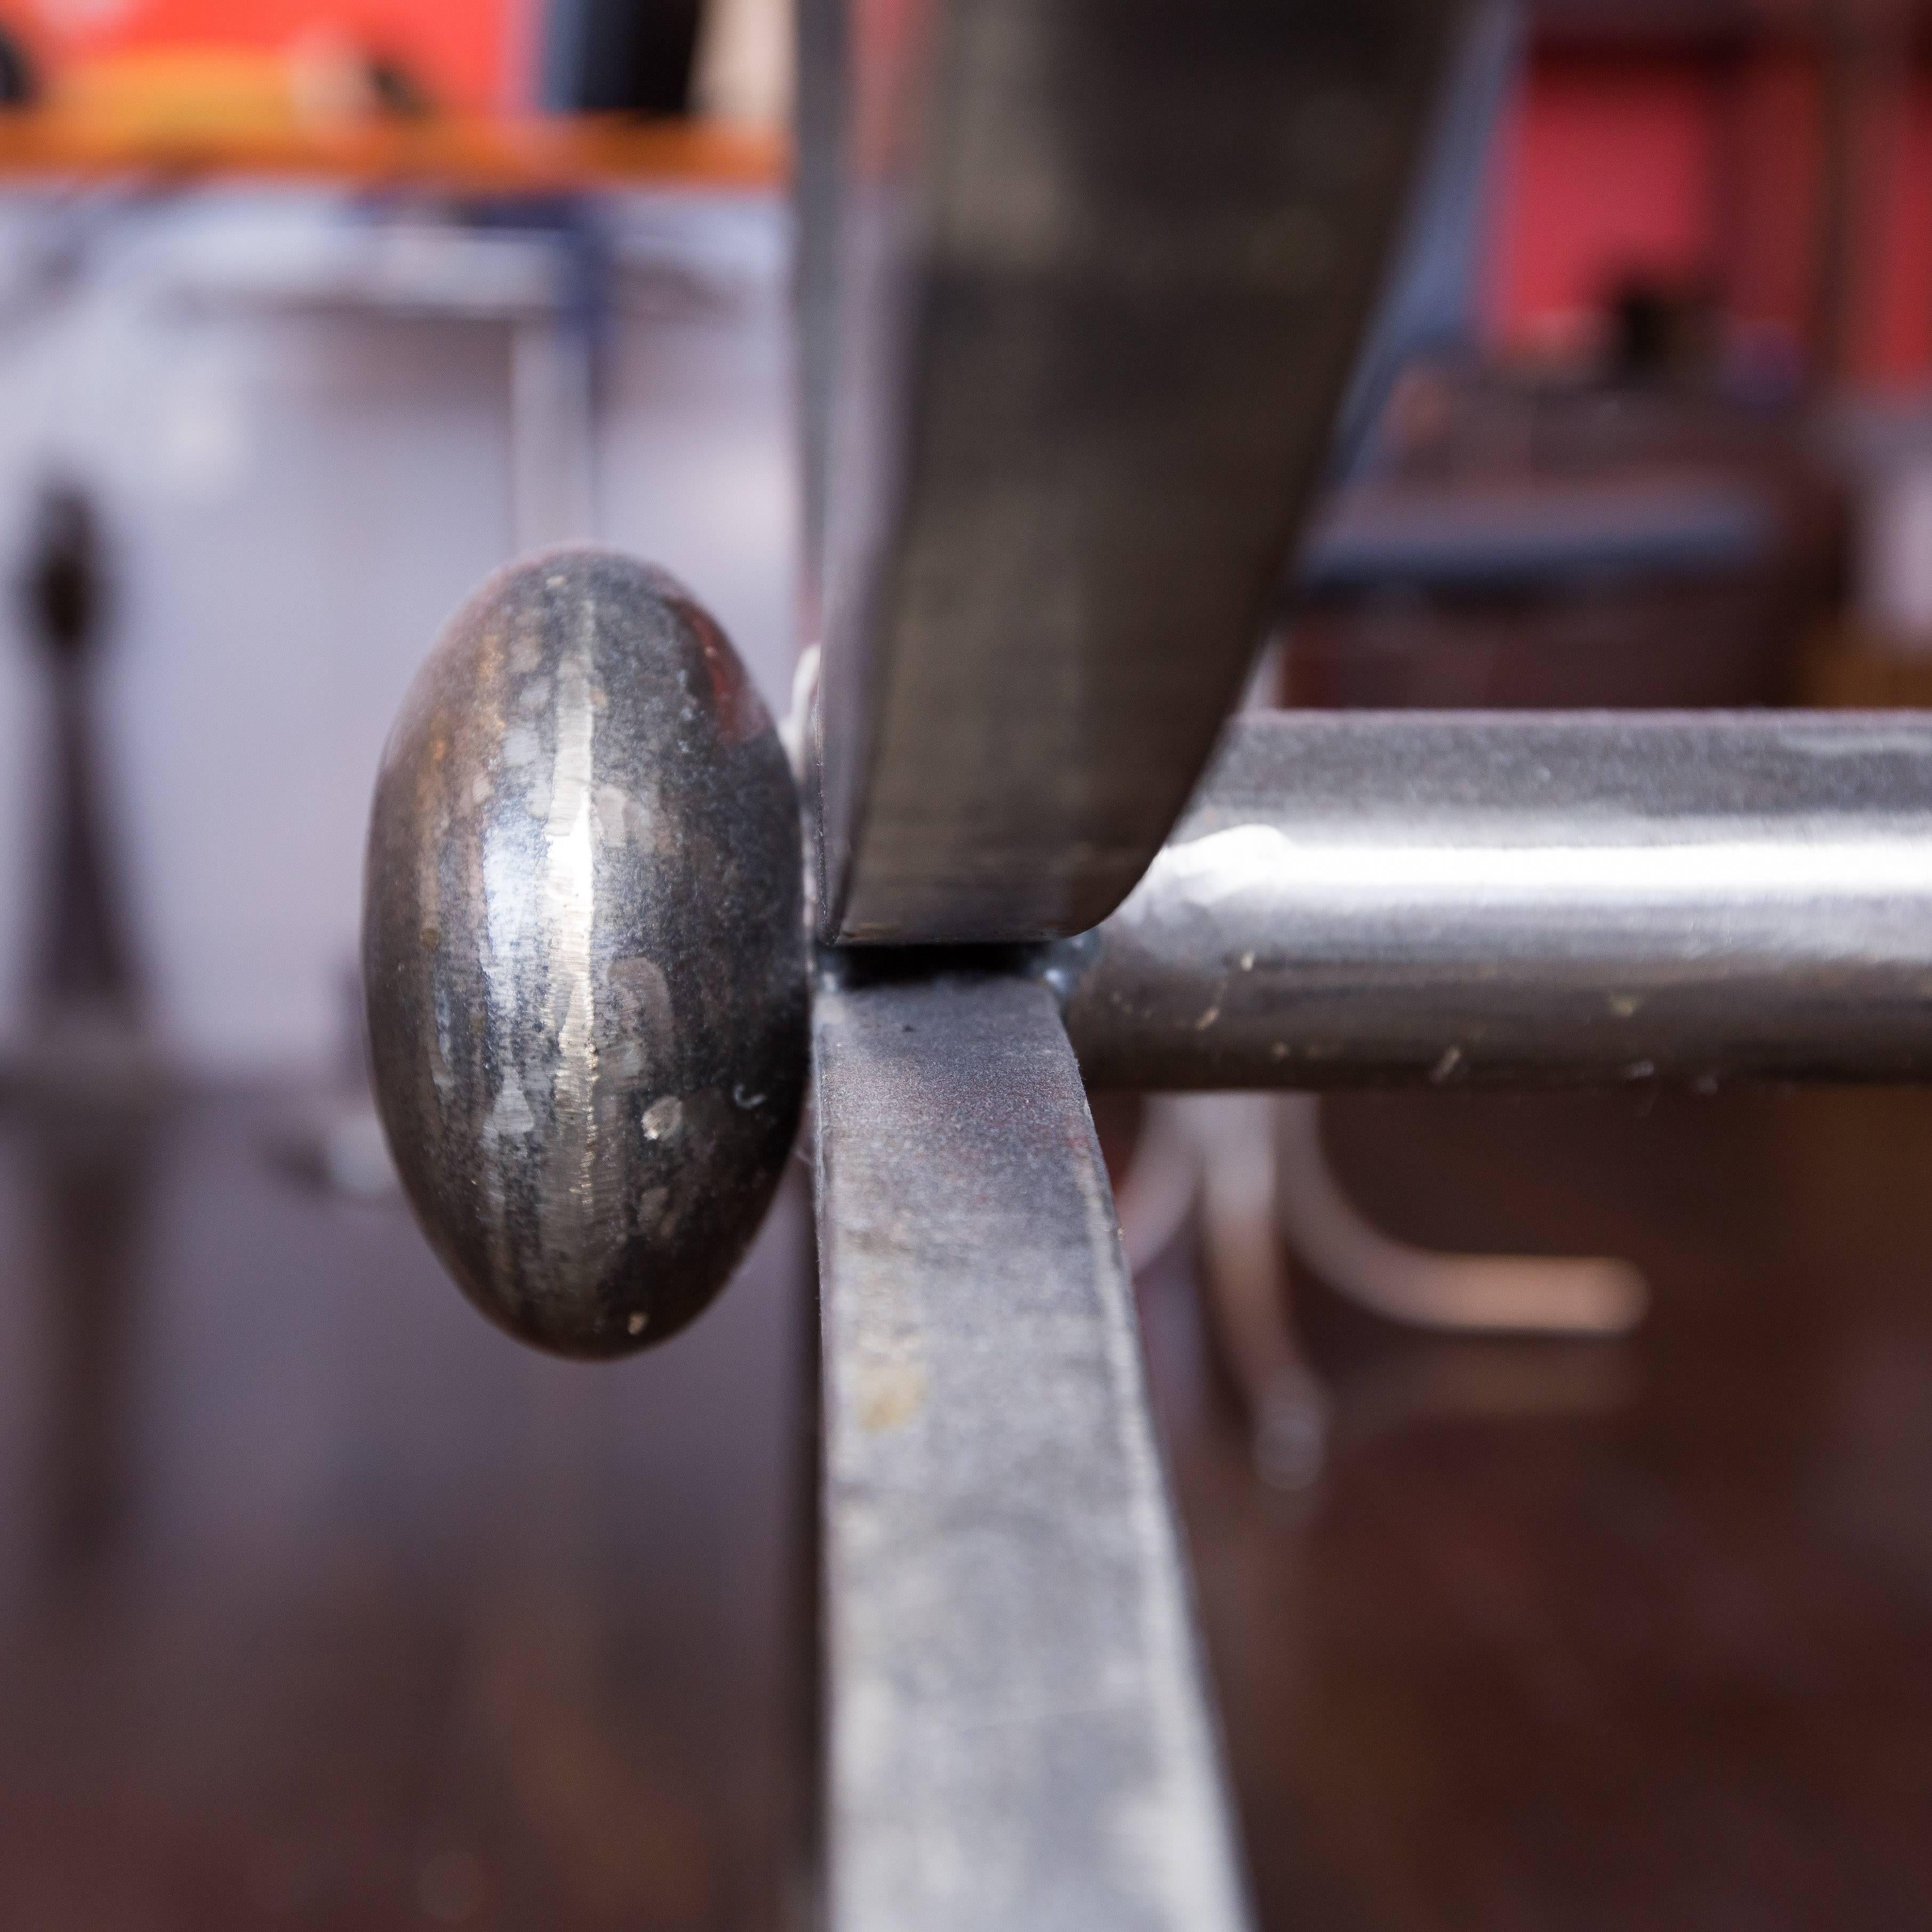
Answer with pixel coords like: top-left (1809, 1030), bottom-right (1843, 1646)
top-left (0, 1086), bottom-right (813, 1931)
top-left (2, 1082), bottom-right (1930, 1927)
top-left (1149, 1086), bottom-right (1932, 1932)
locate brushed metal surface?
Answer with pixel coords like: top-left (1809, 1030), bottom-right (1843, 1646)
top-left (802, 0), bottom-right (1467, 945)
top-left (363, 550), bottom-right (808, 1357)
top-left (814, 969), bottom-right (1252, 1932)
top-left (1061, 710), bottom-right (1932, 1089)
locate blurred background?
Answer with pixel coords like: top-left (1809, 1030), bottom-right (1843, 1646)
top-left (0, 0), bottom-right (1928, 1926)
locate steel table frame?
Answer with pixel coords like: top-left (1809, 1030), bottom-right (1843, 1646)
top-left (794, 5), bottom-right (1932, 1928)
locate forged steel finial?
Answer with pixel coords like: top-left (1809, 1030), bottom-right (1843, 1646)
top-left (363, 549), bottom-right (808, 1357)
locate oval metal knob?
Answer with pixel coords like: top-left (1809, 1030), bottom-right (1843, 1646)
top-left (363, 550), bottom-right (808, 1357)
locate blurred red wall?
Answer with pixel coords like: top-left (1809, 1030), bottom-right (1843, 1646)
top-left (16, 0), bottom-right (518, 112)
top-left (1492, 42), bottom-right (1932, 391)
top-left (1492, 54), bottom-right (1718, 349)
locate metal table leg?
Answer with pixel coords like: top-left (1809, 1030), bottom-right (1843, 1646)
top-left (813, 970), bottom-right (1251, 1932)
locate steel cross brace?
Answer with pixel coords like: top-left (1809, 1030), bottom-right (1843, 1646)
top-left (792, 0), bottom-right (1932, 1915)
top-left (793, 6), bottom-right (1465, 1899)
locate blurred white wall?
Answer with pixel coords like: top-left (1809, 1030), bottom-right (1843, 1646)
top-left (0, 187), bottom-right (796, 1079)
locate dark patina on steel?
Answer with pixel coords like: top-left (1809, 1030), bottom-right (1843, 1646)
top-left (363, 549), bottom-right (808, 1357)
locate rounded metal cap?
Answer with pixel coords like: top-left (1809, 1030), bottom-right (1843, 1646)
top-left (363, 549), bottom-right (808, 1357)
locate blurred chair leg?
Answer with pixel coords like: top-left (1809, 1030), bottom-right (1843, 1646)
top-left (1185, 1095), bottom-right (1331, 1490)
top-left (1113, 1094), bottom-right (1199, 1281)
top-left (1112, 1091), bottom-right (1648, 1491)
top-left (1273, 1094), bottom-right (1647, 1336)
top-left (1118, 1096), bottom-right (1327, 1490)
top-left (511, 306), bottom-right (597, 552)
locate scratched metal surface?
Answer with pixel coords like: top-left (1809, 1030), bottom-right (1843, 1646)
top-left (812, 971), bottom-right (1251, 1932)
top-left (1060, 710), bottom-right (1932, 1090)
top-left (363, 549), bottom-right (808, 1357)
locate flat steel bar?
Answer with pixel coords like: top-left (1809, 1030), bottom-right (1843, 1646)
top-left (802, 0), bottom-right (1466, 945)
top-left (1061, 711), bottom-right (1932, 1089)
top-left (813, 971), bottom-right (1251, 1932)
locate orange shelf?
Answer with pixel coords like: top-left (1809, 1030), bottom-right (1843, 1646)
top-left (0, 110), bottom-right (786, 191)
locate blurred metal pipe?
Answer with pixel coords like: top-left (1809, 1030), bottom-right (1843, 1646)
top-left (1060, 711), bottom-right (1932, 1089)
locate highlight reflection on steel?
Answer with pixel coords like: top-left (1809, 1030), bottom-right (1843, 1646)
top-left (1061, 711), bottom-right (1932, 1089)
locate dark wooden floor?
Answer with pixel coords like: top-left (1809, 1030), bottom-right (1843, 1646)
top-left (0, 1081), bottom-right (1929, 1927)
top-left (0, 1090), bottom-right (816, 1931)
top-left (1152, 1087), bottom-right (1932, 1932)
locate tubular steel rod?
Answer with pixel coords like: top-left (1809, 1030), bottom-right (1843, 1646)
top-left (813, 971), bottom-right (1252, 1932)
top-left (1061, 711), bottom-right (1932, 1090)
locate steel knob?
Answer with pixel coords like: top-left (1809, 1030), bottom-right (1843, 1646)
top-left (363, 550), bottom-right (808, 1357)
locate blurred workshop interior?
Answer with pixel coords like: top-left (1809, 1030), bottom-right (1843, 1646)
top-left (0, 0), bottom-right (1929, 1927)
